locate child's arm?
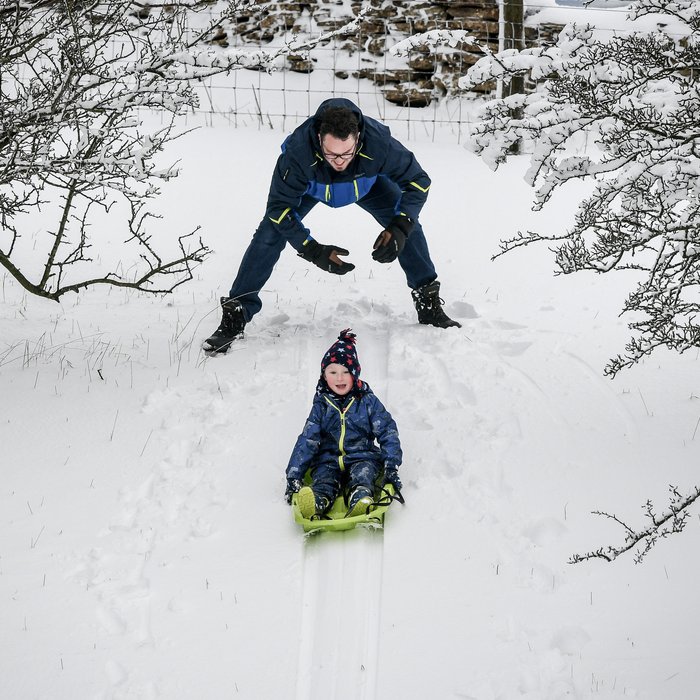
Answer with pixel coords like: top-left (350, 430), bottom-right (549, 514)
top-left (286, 398), bottom-right (324, 482)
top-left (368, 395), bottom-right (403, 470)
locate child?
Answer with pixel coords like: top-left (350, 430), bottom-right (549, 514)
top-left (285, 329), bottom-right (403, 518)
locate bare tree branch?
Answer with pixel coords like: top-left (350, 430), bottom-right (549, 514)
top-left (570, 485), bottom-right (700, 564)
top-left (0, 0), bottom-right (367, 300)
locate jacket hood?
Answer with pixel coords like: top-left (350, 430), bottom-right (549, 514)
top-left (312, 98), bottom-right (365, 137)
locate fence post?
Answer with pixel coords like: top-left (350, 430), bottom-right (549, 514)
top-left (501, 0), bottom-right (524, 153)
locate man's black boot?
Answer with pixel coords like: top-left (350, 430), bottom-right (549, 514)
top-left (202, 297), bottom-right (247, 353)
top-left (411, 280), bottom-right (462, 329)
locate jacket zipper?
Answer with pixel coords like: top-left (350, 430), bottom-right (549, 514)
top-left (325, 396), bottom-right (355, 471)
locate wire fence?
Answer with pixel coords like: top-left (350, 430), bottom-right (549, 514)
top-left (186, 19), bottom-right (492, 143)
top-left (188, 53), bottom-right (484, 145)
top-left (181, 1), bottom-right (650, 142)
top-left (7, 0), bottom-right (683, 145)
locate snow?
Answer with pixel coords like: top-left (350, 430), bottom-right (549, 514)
top-left (2, 109), bottom-right (700, 699)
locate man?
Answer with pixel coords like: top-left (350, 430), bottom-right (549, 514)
top-left (204, 98), bottom-right (461, 353)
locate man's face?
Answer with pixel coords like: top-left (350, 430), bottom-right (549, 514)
top-left (319, 133), bottom-right (358, 172)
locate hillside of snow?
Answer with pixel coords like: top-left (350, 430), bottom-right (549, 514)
top-left (2, 117), bottom-right (699, 699)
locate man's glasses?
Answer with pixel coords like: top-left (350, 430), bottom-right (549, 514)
top-left (321, 141), bottom-right (357, 162)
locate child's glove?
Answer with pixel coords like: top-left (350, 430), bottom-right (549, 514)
top-left (285, 478), bottom-right (303, 504)
top-left (372, 216), bottom-right (413, 263)
top-left (298, 239), bottom-right (355, 275)
top-left (383, 466), bottom-right (402, 491)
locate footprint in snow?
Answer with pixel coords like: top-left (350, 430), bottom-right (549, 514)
top-left (491, 340), bottom-right (533, 357)
top-left (448, 300), bottom-right (479, 319)
top-left (104, 659), bottom-right (127, 685)
top-left (97, 605), bottom-right (126, 635)
top-left (491, 319), bottom-right (527, 330)
top-left (522, 517), bottom-right (567, 546)
top-left (550, 625), bottom-right (592, 655)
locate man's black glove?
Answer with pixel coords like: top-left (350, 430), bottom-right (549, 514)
top-left (383, 466), bottom-right (402, 492)
top-left (285, 478), bottom-right (303, 505)
top-left (372, 216), bottom-right (414, 263)
top-left (298, 239), bottom-right (355, 275)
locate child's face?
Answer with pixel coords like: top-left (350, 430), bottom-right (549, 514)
top-left (324, 363), bottom-right (353, 396)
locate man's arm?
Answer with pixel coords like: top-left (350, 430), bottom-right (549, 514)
top-left (380, 136), bottom-right (432, 223)
top-left (264, 153), bottom-right (312, 251)
top-left (369, 136), bottom-right (431, 263)
top-left (264, 153), bottom-right (355, 274)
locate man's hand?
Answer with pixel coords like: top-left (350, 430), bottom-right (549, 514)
top-left (372, 216), bottom-right (413, 263)
top-left (372, 229), bottom-right (406, 263)
top-left (298, 239), bottom-right (355, 275)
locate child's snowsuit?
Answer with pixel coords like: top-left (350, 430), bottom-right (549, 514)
top-left (286, 386), bottom-right (402, 506)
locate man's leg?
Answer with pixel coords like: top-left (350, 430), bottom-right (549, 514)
top-left (357, 178), bottom-right (460, 328)
top-left (229, 197), bottom-right (319, 321)
top-left (204, 197), bottom-right (320, 352)
top-left (227, 218), bottom-right (285, 322)
top-left (204, 218), bottom-right (287, 352)
top-left (356, 176), bottom-right (436, 289)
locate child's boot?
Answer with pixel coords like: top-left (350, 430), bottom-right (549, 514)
top-left (347, 485), bottom-right (374, 517)
top-left (297, 486), bottom-right (330, 518)
top-left (297, 486), bottom-right (316, 519)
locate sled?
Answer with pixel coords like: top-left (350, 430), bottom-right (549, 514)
top-left (291, 484), bottom-right (404, 534)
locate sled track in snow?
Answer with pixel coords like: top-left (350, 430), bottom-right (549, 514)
top-left (295, 528), bottom-right (385, 700)
top-left (294, 324), bottom-right (392, 700)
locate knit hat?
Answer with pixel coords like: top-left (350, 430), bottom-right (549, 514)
top-left (319, 328), bottom-right (364, 393)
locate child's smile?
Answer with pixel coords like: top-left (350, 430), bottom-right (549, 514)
top-left (324, 363), bottom-right (353, 396)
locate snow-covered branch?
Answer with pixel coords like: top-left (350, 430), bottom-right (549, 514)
top-left (461, 0), bottom-right (700, 374)
top-left (389, 29), bottom-right (479, 57)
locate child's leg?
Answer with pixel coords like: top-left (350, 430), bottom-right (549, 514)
top-left (347, 461), bottom-right (381, 498)
top-left (308, 463), bottom-right (342, 512)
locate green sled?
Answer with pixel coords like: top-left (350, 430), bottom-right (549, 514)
top-left (292, 484), bottom-right (402, 534)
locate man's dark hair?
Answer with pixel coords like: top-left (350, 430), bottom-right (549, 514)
top-left (318, 107), bottom-right (359, 140)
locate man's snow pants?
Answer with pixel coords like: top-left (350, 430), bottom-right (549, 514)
top-left (228, 176), bottom-right (438, 321)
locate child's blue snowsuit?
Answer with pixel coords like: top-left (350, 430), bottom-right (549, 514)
top-left (286, 384), bottom-right (402, 505)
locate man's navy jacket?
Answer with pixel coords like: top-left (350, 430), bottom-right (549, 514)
top-left (264, 98), bottom-right (431, 250)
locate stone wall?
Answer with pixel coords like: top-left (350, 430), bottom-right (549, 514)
top-left (208, 0), bottom-right (563, 107)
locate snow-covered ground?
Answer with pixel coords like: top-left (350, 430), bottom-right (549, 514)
top-left (2, 107), bottom-right (699, 699)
